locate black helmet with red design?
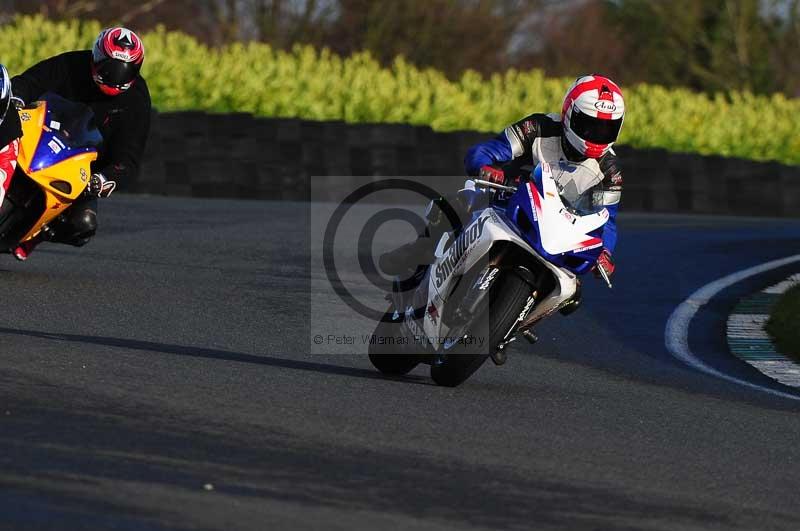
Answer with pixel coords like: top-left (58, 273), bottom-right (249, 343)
top-left (91, 27), bottom-right (145, 96)
top-left (561, 75), bottom-right (625, 159)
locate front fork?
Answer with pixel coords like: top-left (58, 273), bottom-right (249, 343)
top-left (451, 242), bottom-right (541, 366)
top-left (492, 263), bottom-right (583, 365)
top-left (490, 264), bottom-right (540, 366)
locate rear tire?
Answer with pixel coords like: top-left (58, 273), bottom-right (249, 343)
top-left (368, 305), bottom-right (420, 376)
top-left (430, 272), bottom-right (532, 387)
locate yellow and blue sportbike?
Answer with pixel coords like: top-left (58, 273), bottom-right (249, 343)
top-left (0, 92), bottom-right (100, 250)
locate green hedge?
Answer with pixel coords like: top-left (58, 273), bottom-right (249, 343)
top-left (2, 15), bottom-right (799, 164)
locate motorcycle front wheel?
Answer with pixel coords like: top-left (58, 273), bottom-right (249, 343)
top-left (430, 271), bottom-right (532, 387)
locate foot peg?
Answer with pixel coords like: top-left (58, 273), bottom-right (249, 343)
top-left (521, 330), bottom-right (538, 344)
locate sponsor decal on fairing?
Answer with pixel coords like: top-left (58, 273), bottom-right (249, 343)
top-left (426, 303), bottom-right (439, 325)
top-left (517, 295), bottom-right (536, 323)
top-left (47, 139), bottom-right (62, 154)
top-left (478, 267), bottom-right (499, 291)
top-left (434, 216), bottom-right (489, 288)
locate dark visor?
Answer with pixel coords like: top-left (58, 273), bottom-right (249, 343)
top-left (570, 108), bottom-right (622, 144)
top-left (93, 58), bottom-right (139, 88)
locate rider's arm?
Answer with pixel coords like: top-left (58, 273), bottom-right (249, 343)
top-left (10, 53), bottom-right (71, 104)
top-left (464, 133), bottom-right (513, 176)
top-left (599, 155), bottom-right (623, 253)
top-left (464, 113), bottom-right (555, 176)
top-left (93, 84), bottom-right (151, 185)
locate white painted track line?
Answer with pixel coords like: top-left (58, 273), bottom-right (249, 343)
top-left (665, 255), bottom-right (800, 402)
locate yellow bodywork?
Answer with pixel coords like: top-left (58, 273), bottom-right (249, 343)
top-left (15, 101), bottom-right (96, 243)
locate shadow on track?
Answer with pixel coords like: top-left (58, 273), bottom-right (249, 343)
top-left (0, 327), bottom-right (431, 386)
top-left (0, 368), bottom-right (739, 531)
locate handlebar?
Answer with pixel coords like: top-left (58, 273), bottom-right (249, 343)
top-left (473, 179), bottom-right (517, 193)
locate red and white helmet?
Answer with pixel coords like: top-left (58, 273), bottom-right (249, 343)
top-left (91, 27), bottom-right (145, 96)
top-left (561, 75), bottom-right (625, 159)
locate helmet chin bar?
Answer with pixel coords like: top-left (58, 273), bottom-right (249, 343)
top-left (97, 83), bottom-right (123, 96)
top-left (93, 76), bottom-right (132, 96)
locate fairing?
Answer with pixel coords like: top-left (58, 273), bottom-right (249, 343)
top-left (393, 159), bottom-right (609, 353)
top-left (505, 161), bottom-right (607, 275)
top-left (13, 93), bottom-right (99, 243)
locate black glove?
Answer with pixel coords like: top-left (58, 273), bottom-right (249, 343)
top-left (88, 173), bottom-right (116, 198)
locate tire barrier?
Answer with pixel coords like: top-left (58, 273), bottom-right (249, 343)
top-left (129, 111), bottom-right (800, 216)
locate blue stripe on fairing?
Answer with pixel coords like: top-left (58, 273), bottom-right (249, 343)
top-left (502, 167), bottom-right (602, 276)
top-left (30, 128), bottom-right (94, 172)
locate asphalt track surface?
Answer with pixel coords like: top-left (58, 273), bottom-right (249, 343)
top-left (1, 195), bottom-right (800, 531)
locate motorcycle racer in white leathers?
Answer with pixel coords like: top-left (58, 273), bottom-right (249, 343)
top-left (380, 74), bottom-right (626, 280)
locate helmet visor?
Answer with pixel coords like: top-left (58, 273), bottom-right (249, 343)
top-left (93, 58), bottom-right (139, 88)
top-left (570, 108), bottom-right (622, 145)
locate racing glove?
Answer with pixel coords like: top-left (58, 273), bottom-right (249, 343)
top-left (88, 173), bottom-right (116, 198)
top-left (594, 249), bottom-right (615, 279)
top-left (479, 165), bottom-right (506, 185)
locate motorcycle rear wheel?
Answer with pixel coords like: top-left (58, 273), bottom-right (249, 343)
top-left (368, 305), bottom-right (420, 376)
top-left (430, 272), bottom-right (532, 387)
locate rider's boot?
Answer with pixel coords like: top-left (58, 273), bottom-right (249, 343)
top-left (13, 235), bottom-right (42, 261)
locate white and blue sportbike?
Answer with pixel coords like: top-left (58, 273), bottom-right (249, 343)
top-left (368, 157), bottom-right (612, 387)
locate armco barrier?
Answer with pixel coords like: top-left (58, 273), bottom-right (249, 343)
top-left (128, 111), bottom-right (800, 216)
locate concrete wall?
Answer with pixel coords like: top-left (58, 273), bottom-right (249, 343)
top-left (129, 111), bottom-right (800, 216)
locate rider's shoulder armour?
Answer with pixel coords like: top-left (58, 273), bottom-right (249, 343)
top-left (504, 113), bottom-right (562, 159)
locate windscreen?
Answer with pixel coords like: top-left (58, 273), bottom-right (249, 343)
top-left (41, 92), bottom-right (103, 149)
top-left (549, 160), bottom-right (606, 216)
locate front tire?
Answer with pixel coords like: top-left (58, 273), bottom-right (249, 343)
top-left (368, 306), bottom-right (420, 376)
top-left (0, 170), bottom-right (45, 249)
top-left (430, 272), bottom-right (532, 387)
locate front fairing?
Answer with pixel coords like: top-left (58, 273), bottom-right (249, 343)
top-left (13, 93), bottom-right (101, 244)
top-left (503, 164), bottom-right (607, 275)
top-left (17, 92), bottom-right (101, 201)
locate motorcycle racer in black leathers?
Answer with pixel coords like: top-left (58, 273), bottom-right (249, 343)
top-left (10, 26), bottom-right (150, 260)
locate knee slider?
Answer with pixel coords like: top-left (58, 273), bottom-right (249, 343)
top-left (75, 209), bottom-right (98, 236)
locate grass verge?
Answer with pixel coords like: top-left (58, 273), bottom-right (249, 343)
top-left (766, 284), bottom-right (800, 362)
